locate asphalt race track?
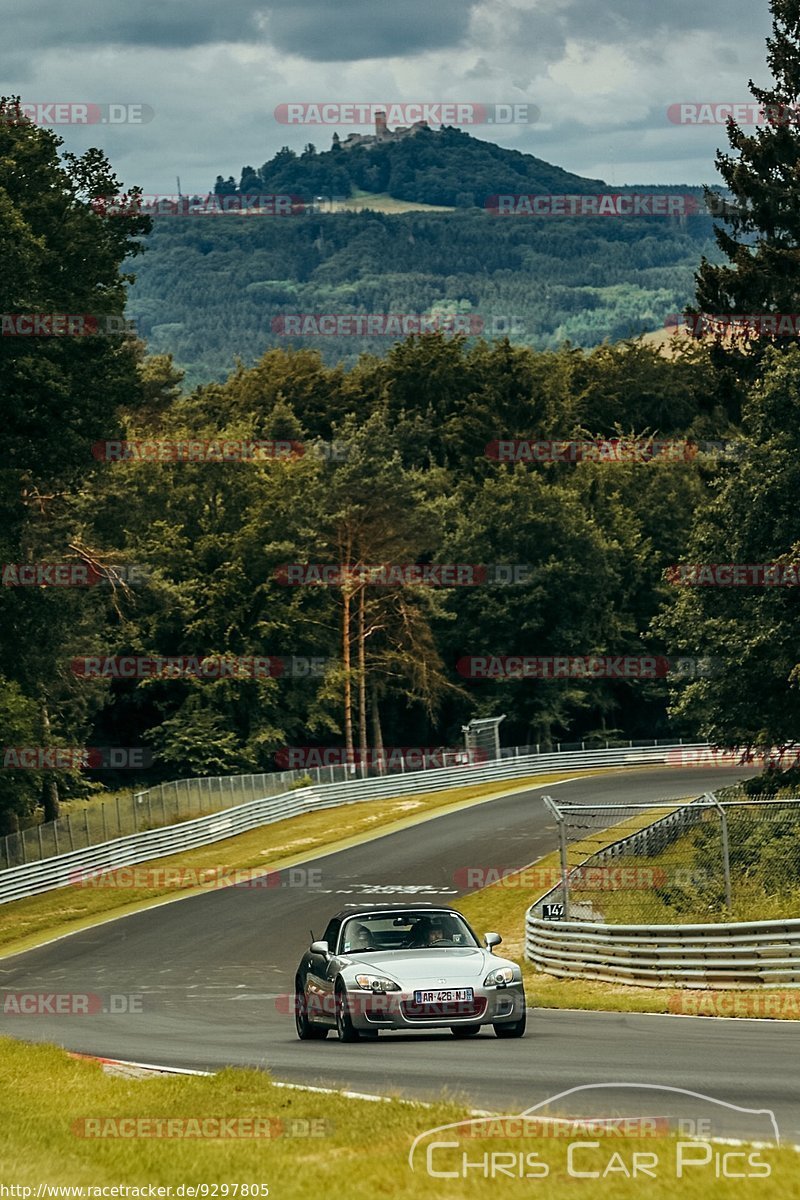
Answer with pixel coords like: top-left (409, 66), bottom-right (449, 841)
top-left (2, 766), bottom-right (797, 1143)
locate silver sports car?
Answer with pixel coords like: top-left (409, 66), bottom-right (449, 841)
top-left (294, 903), bottom-right (527, 1041)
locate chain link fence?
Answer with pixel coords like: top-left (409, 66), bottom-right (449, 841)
top-left (1, 736), bottom-right (689, 871)
top-left (538, 794), bottom-right (800, 924)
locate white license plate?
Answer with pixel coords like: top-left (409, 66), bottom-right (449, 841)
top-left (413, 987), bottom-right (474, 1003)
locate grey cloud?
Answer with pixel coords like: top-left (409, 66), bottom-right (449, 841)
top-left (0, 0), bottom-right (479, 58)
top-left (0, 1), bottom-right (264, 50)
top-left (261, 0), bottom-right (479, 61)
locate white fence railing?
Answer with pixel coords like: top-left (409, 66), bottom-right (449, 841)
top-left (0, 742), bottom-right (711, 906)
top-left (1, 737), bottom-right (694, 871)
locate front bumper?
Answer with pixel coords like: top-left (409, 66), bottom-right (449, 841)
top-left (347, 982), bottom-right (526, 1030)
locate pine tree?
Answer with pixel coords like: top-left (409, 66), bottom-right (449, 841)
top-left (691, 0), bottom-right (800, 369)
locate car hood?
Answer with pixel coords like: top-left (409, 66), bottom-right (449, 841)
top-left (340, 947), bottom-right (515, 984)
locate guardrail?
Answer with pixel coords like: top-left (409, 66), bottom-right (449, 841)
top-left (0, 741), bottom-right (712, 906)
top-left (526, 916), bottom-right (800, 988)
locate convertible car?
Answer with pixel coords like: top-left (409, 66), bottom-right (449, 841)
top-left (294, 903), bottom-right (527, 1041)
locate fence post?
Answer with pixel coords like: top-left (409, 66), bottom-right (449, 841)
top-left (102, 802), bottom-right (108, 842)
top-left (67, 812), bottom-right (75, 851)
top-left (708, 793), bottom-right (733, 911)
top-left (543, 794), bottom-right (570, 919)
top-left (37, 823), bottom-right (44, 861)
top-left (116, 794), bottom-right (121, 835)
top-left (147, 791), bottom-right (153, 827)
top-left (84, 808), bottom-right (90, 847)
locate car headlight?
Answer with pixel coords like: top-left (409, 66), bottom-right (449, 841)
top-left (354, 974), bottom-right (401, 992)
top-left (484, 966), bottom-right (515, 986)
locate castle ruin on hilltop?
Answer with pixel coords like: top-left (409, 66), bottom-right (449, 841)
top-left (335, 111), bottom-right (429, 151)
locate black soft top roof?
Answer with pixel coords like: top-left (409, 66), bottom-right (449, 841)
top-left (331, 902), bottom-right (459, 921)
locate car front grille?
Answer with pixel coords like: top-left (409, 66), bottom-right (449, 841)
top-left (401, 997), bottom-right (487, 1022)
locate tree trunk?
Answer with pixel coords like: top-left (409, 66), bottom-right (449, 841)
top-left (357, 586), bottom-right (368, 775)
top-left (40, 702), bottom-right (60, 821)
top-left (342, 584), bottom-right (354, 766)
top-left (371, 686), bottom-right (385, 775)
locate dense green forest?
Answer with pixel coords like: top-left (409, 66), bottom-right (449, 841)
top-left (129, 210), bottom-right (718, 388)
top-left (6, 0), bottom-right (800, 838)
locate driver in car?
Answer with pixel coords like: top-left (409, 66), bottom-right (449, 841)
top-left (408, 918), bottom-right (446, 948)
top-left (346, 923), bottom-right (377, 951)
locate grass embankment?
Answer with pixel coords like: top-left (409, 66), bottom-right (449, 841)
top-left (332, 189), bottom-right (455, 213)
top-left (580, 817), bottom-right (800, 926)
top-left (0, 772), bottom-right (584, 958)
top-left (0, 1038), bottom-right (795, 1196)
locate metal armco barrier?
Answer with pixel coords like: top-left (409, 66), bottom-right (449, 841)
top-left (526, 916), bottom-right (800, 988)
top-left (0, 741), bottom-right (712, 905)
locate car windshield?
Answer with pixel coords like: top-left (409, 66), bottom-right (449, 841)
top-left (339, 911), bottom-right (480, 953)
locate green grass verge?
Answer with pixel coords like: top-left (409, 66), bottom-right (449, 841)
top-left (0, 772), bottom-right (597, 958)
top-left (578, 819), bottom-right (800, 926)
top-left (0, 1038), bottom-right (796, 1196)
top-left (334, 189), bottom-right (455, 213)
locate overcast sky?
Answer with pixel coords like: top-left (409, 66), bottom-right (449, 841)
top-left (0, 0), bottom-right (778, 194)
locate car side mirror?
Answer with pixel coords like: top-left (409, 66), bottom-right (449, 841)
top-left (310, 940), bottom-right (330, 956)
top-left (484, 932), bottom-right (502, 951)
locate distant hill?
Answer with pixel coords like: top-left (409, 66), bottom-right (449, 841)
top-left (215, 125), bottom-right (610, 209)
top-left (122, 126), bottom-right (723, 388)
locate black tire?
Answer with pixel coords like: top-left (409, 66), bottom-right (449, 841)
top-left (450, 1024), bottom-right (482, 1037)
top-left (493, 1010), bottom-right (527, 1038)
top-left (335, 984), bottom-right (361, 1042)
top-left (295, 980), bottom-right (328, 1040)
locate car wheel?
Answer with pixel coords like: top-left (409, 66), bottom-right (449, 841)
top-left (493, 1010), bottom-right (527, 1038)
top-left (450, 1024), bottom-right (482, 1037)
top-left (335, 983), bottom-right (361, 1042)
top-left (294, 980), bottom-right (328, 1040)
